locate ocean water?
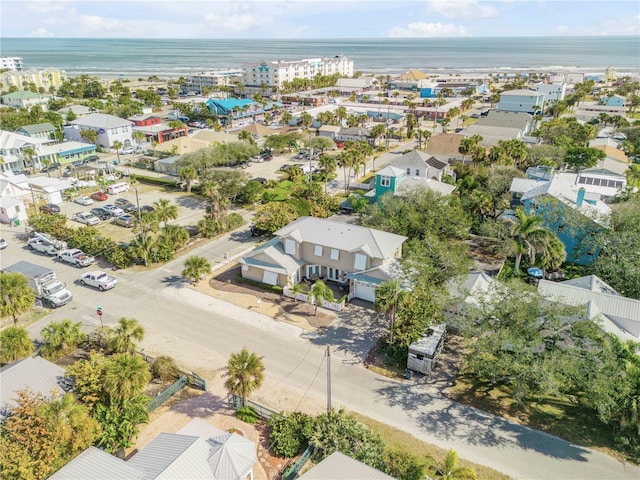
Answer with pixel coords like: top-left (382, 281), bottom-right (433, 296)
top-left (1, 37), bottom-right (638, 79)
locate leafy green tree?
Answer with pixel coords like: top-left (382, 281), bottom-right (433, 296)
top-left (0, 390), bottom-right (100, 480)
top-left (310, 280), bottom-right (335, 315)
top-left (41, 319), bottom-right (86, 359)
top-left (311, 408), bottom-right (386, 471)
top-left (103, 353), bottom-right (152, 401)
top-left (153, 198), bottom-right (178, 228)
top-left (112, 140), bottom-right (123, 164)
top-left (383, 448), bottom-right (426, 480)
top-left (267, 411), bottom-right (314, 457)
top-left (0, 272), bottom-right (36, 324)
top-left (65, 352), bottom-right (107, 411)
top-left (223, 348), bottom-right (265, 407)
top-left (158, 224), bottom-right (189, 250)
top-left (79, 128), bottom-right (98, 144)
top-left (564, 146), bottom-right (605, 172)
top-left (431, 450), bottom-right (478, 480)
top-left (95, 394), bottom-right (149, 454)
top-left (0, 326), bottom-right (34, 365)
top-left (107, 317), bottom-right (145, 354)
top-left (182, 255), bottom-right (212, 284)
top-left (253, 202), bottom-right (298, 235)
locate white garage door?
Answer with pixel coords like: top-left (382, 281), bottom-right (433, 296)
top-left (262, 270), bottom-right (278, 286)
top-left (354, 283), bottom-right (376, 303)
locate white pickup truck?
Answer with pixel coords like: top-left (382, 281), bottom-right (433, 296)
top-left (79, 270), bottom-right (117, 291)
top-left (57, 249), bottom-right (96, 267)
top-left (27, 232), bottom-right (68, 255)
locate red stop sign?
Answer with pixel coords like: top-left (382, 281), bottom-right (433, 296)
top-left (97, 309), bottom-right (103, 316)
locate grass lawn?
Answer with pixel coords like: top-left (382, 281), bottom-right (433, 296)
top-left (352, 412), bottom-right (513, 480)
top-left (447, 375), bottom-right (630, 463)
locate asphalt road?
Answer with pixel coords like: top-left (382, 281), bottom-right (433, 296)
top-left (2, 225), bottom-right (639, 479)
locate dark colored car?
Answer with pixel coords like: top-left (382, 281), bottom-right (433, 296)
top-left (138, 205), bottom-right (155, 213)
top-left (250, 225), bottom-right (269, 237)
top-left (41, 163), bottom-right (61, 173)
top-left (114, 198), bottom-right (137, 213)
top-left (85, 155), bottom-right (100, 163)
top-left (39, 203), bottom-right (61, 214)
top-left (90, 207), bottom-right (112, 220)
top-left (90, 191), bottom-right (108, 201)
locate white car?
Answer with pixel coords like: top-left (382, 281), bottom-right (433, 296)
top-left (103, 205), bottom-right (125, 217)
top-left (74, 196), bottom-right (94, 206)
top-left (72, 211), bottom-right (101, 226)
top-left (0, 238), bottom-right (7, 249)
top-left (122, 146), bottom-right (136, 155)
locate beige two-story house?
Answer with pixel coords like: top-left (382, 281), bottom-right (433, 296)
top-left (240, 217), bottom-right (407, 302)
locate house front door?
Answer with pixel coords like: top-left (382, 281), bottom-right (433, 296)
top-left (306, 265), bottom-right (321, 278)
top-left (327, 268), bottom-right (346, 283)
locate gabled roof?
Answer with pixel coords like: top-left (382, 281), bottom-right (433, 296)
top-left (241, 122), bottom-right (275, 137)
top-left (376, 165), bottom-right (405, 178)
top-left (462, 124), bottom-right (522, 146)
top-left (16, 122), bottom-right (56, 134)
top-left (70, 113), bottom-right (132, 129)
top-left (274, 216), bottom-right (407, 260)
top-left (338, 127), bottom-right (371, 137)
top-left (391, 150), bottom-right (448, 171)
top-left (2, 90), bottom-right (44, 100)
top-left (241, 237), bottom-right (305, 275)
top-left (318, 125), bottom-right (341, 133)
top-left (49, 447), bottom-right (145, 480)
top-left (0, 129), bottom-right (45, 150)
top-left (423, 133), bottom-right (464, 156)
top-left (0, 357), bottom-right (65, 416)
top-left (538, 276), bottom-right (640, 341)
top-left (298, 451), bottom-right (393, 480)
top-left (397, 69), bottom-right (427, 81)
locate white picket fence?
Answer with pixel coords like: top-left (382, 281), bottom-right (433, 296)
top-left (283, 287), bottom-right (346, 312)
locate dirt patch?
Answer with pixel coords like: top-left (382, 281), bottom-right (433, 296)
top-left (190, 265), bottom-right (336, 331)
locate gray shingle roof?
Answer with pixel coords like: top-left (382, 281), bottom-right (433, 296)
top-left (0, 356), bottom-right (65, 416)
top-left (274, 217), bottom-right (407, 259)
top-left (391, 149), bottom-right (448, 171)
top-left (70, 113), bottom-right (132, 129)
top-left (241, 237), bottom-right (305, 275)
top-left (17, 122), bottom-right (56, 134)
top-left (298, 451), bottom-right (393, 480)
top-left (49, 447), bottom-right (145, 480)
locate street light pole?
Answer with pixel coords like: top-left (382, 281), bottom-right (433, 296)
top-left (326, 345), bottom-right (332, 412)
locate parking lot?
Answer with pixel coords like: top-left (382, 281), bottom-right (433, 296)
top-left (52, 182), bottom-right (207, 244)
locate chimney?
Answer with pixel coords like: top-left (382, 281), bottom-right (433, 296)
top-left (576, 187), bottom-right (586, 207)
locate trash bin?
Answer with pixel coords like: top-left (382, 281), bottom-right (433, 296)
top-left (113, 159), bottom-right (119, 165)
top-left (11, 217), bottom-right (20, 227)
top-left (405, 369), bottom-right (413, 380)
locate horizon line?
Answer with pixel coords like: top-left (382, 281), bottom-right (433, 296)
top-left (2, 34), bottom-right (637, 40)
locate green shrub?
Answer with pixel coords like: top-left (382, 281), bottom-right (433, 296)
top-left (267, 411), bottom-right (314, 457)
top-left (225, 212), bottom-right (244, 231)
top-left (236, 406), bottom-right (259, 424)
top-left (134, 175), bottom-right (179, 187)
top-left (236, 276), bottom-right (283, 294)
top-left (152, 356), bottom-right (180, 384)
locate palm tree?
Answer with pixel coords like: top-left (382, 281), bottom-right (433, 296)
top-left (103, 353), bottom-right (151, 401)
top-left (223, 347), bottom-right (265, 407)
top-left (182, 256), bottom-right (212, 284)
top-left (22, 146), bottom-right (36, 173)
top-left (431, 450), bottom-right (478, 480)
top-left (317, 154), bottom-right (336, 193)
top-left (162, 224), bottom-right (189, 250)
top-left (130, 233), bottom-right (154, 267)
top-left (41, 319), bottom-right (86, 358)
top-left (178, 166), bottom-right (198, 192)
top-left (0, 326), bottom-right (34, 364)
top-left (107, 317), bottom-right (145, 354)
top-left (375, 280), bottom-right (406, 343)
top-left (0, 272), bottom-right (36, 324)
top-left (153, 198), bottom-right (178, 228)
top-left (132, 130), bottom-right (146, 147)
top-left (625, 164), bottom-right (640, 188)
top-left (510, 208), bottom-right (548, 275)
top-left (112, 140), bottom-right (122, 164)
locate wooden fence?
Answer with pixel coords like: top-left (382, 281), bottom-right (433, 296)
top-left (282, 287), bottom-right (346, 312)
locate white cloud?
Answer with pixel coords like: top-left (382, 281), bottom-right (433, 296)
top-left (389, 22), bottom-right (469, 38)
top-left (553, 14), bottom-right (640, 36)
top-left (27, 0), bottom-right (73, 14)
top-left (554, 25), bottom-right (570, 35)
top-left (28, 27), bottom-right (54, 37)
top-left (425, 0), bottom-right (498, 19)
top-left (78, 15), bottom-right (140, 37)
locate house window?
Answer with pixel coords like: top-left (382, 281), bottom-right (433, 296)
top-left (354, 253), bottom-right (367, 271)
top-left (416, 169), bottom-right (420, 176)
top-left (314, 245), bottom-right (323, 256)
top-left (406, 168), bottom-right (411, 175)
top-left (330, 249), bottom-right (339, 260)
top-left (284, 239), bottom-right (296, 255)
top-left (380, 176), bottom-right (391, 187)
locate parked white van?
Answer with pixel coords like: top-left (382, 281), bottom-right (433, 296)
top-left (106, 182), bottom-right (130, 195)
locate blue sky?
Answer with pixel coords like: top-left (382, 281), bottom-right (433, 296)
top-left (2, 0), bottom-right (639, 38)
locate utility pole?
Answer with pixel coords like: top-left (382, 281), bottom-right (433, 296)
top-left (134, 187), bottom-right (148, 266)
top-left (326, 345), bottom-right (332, 412)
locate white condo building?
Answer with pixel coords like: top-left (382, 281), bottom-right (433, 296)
top-left (1, 56), bottom-right (24, 71)
top-left (0, 68), bottom-right (66, 92)
top-left (242, 54), bottom-right (354, 88)
top-left (186, 69), bottom-right (243, 90)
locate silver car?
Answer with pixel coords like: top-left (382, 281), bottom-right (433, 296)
top-left (72, 211), bottom-right (101, 226)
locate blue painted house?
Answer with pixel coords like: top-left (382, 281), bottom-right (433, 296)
top-left (510, 172), bottom-right (612, 265)
top-left (205, 98), bottom-right (256, 119)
